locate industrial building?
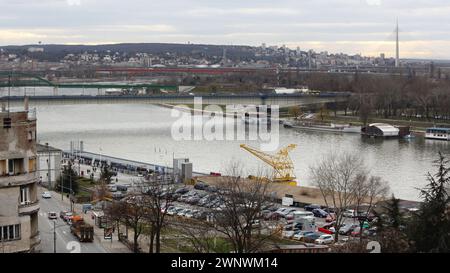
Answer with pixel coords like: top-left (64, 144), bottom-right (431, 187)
top-left (173, 158), bottom-right (193, 184)
top-left (0, 101), bottom-right (40, 253)
top-left (361, 123), bottom-right (410, 138)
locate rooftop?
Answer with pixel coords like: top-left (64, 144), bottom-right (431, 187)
top-left (36, 143), bottom-right (62, 153)
top-left (369, 123), bottom-right (399, 133)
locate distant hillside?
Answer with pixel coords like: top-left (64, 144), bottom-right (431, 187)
top-left (0, 43), bottom-right (256, 62)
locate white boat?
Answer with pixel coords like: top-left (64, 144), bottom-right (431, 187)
top-left (283, 121), bottom-right (361, 134)
top-left (425, 127), bottom-right (450, 141)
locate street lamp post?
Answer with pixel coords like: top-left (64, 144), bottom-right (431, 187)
top-left (53, 221), bottom-right (56, 253)
top-left (46, 143), bottom-right (51, 189)
top-left (53, 221), bottom-right (68, 253)
top-left (61, 172), bottom-right (63, 201)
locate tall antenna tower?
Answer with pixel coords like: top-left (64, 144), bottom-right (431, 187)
top-left (395, 19), bottom-right (400, 67)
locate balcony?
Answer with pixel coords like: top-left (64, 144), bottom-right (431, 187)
top-left (0, 172), bottom-right (38, 188)
top-left (18, 200), bottom-right (40, 215)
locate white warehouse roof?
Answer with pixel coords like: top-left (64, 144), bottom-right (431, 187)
top-left (369, 123), bottom-right (399, 136)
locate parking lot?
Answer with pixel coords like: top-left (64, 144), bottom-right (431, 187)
top-left (153, 182), bottom-right (376, 246)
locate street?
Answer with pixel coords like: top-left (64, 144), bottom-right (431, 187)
top-left (36, 187), bottom-right (107, 253)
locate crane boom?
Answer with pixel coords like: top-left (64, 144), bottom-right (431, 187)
top-left (240, 144), bottom-right (297, 184)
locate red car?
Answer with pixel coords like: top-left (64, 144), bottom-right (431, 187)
top-left (318, 227), bottom-right (334, 234)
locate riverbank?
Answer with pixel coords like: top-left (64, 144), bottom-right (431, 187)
top-left (314, 114), bottom-right (450, 133)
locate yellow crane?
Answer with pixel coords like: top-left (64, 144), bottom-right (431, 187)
top-left (240, 144), bottom-right (298, 186)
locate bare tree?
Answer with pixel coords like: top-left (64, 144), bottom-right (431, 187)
top-left (178, 163), bottom-right (278, 253)
top-left (212, 163), bottom-right (282, 253)
top-left (310, 153), bottom-right (366, 241)
top-left (288, 106), bottom-right (302, 120)
top-left (105, 195), bottom-right (147, 253)
top-left (140, 177), bottom-right (176, 253)
top-left (176, 218), bottom-right (224, 253)
top-left (353, 175), bottom-right (389, 242)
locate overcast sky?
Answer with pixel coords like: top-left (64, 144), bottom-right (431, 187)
top-left (1, 0), bottom-right (449, 59)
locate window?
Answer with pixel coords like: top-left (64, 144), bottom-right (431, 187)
top-left (20, 186), bottom-right (30, 204)
top-left (0, 224), bottom-right (21, 241)
top-left (8, 159), bottom-right (14, 174)
top-left (27, 130), bottom-right (36, 141)
top-left (3, 117), bottom-right (11, 129)
top-left (28, 158), bottom-right (36, 173)
top-left (1, 226), bottom-right (7, 240)
top-left (8, 226), bottom-right (14, 240)
top-left (15, 225), bottom-right (20, 239)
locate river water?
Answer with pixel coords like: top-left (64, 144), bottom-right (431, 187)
top-left (33, 103), bottom-right (450, 201)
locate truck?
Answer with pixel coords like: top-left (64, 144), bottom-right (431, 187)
top-left (70, 217), bottom-right (94, 242)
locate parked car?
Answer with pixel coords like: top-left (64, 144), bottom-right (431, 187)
top-left (173, 208), bottom-right (185, 216)
top-left (293, 231), bottom-right (314, 241)
top-left (177, 209), bottom-right (189, 217)
top-left (205, 185), bottom-right (218, 193)
top-left (280, 208), bottom-right (297, 218)
top-left (304, 204), bottom-right (321, 211)
top-left (185, 210), bottom-right (195, 218)
top-left (116, 185), bottom-right (128, 192)
top-left (275, 207), bottom-right (288, 215)
top-left (197, 196), bottom-right (210, 206)
top-left (175, 187), bottom-right (189, 194)
top-left (325, 213), bottom-right (336, 223)
top-left (322, 221), bottom-right (336, 230)
top-left (187, 196), bottom-right (201, 205)
top-left (367, 227), bottom-right (377, 236)
top-left (284, 222), bottom-right (303, 231)
top-left (351, 223), bottom-right (371, 236)
top-left (63, 212), bottom-right (73, 222)
top-left (167, 207), bottom-right (177, 216)
top-left (315, 234), bottom-right (335, 245)
top-left (351, 227), bottom-right (363, 237)
top-left (194, 182), bottom-right (209, 190)
top-left (303, 232), bottom-right (322, 243)
top-left (41, 191), bottom-right (52, 199)
top-left (60, 211), bottom-right (69, 219)
top-left (323, 207), bottom-right (337, 214)
top-left (339, 224), bottom-right (358, 235)
top-left (48, 212), bottom-right (57, 220)
top-left (282, 230), bottom-right (296, 239)
top-left (263, 212), bottom-right (279, 221)
top-left (343, 209), bottom-right (356, 218)
top-left (312, 208), bottom-right (329, 218)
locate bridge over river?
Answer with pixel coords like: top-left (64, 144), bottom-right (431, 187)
top-left (0, 71), bottom-right (349, 107)
top-left (2, 92), bottom-right (349, 108)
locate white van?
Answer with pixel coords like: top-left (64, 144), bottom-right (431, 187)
top-left (292, 211), bottom-right (314, 221)
top-left (292, 211), bottom-right (316, 232)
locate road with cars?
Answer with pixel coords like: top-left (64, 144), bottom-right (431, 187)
top-left (36, 187), bottom-right (107, 253)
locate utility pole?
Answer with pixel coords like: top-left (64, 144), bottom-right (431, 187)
top-left (395, 19), bottom-right (400, 68)
top-left (53, 221), bottom-right (56, 253)
top-left (46, 143), bottom-right (51, 188)
top-left (70, 173), bottom-right (73, 212)
top-left (61, 172), bottom-right (63, 201)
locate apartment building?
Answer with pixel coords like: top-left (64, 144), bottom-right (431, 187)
top-left (0, 103), bottom-right (40, 253)
top-left (37, 143), bottom-right (62, 189)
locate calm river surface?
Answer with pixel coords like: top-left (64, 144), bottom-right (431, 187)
top-left (33, 103), bottom-right (450, 201)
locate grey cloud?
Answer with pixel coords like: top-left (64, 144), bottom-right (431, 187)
top-left (0, 0), bottom-right (449, 58)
